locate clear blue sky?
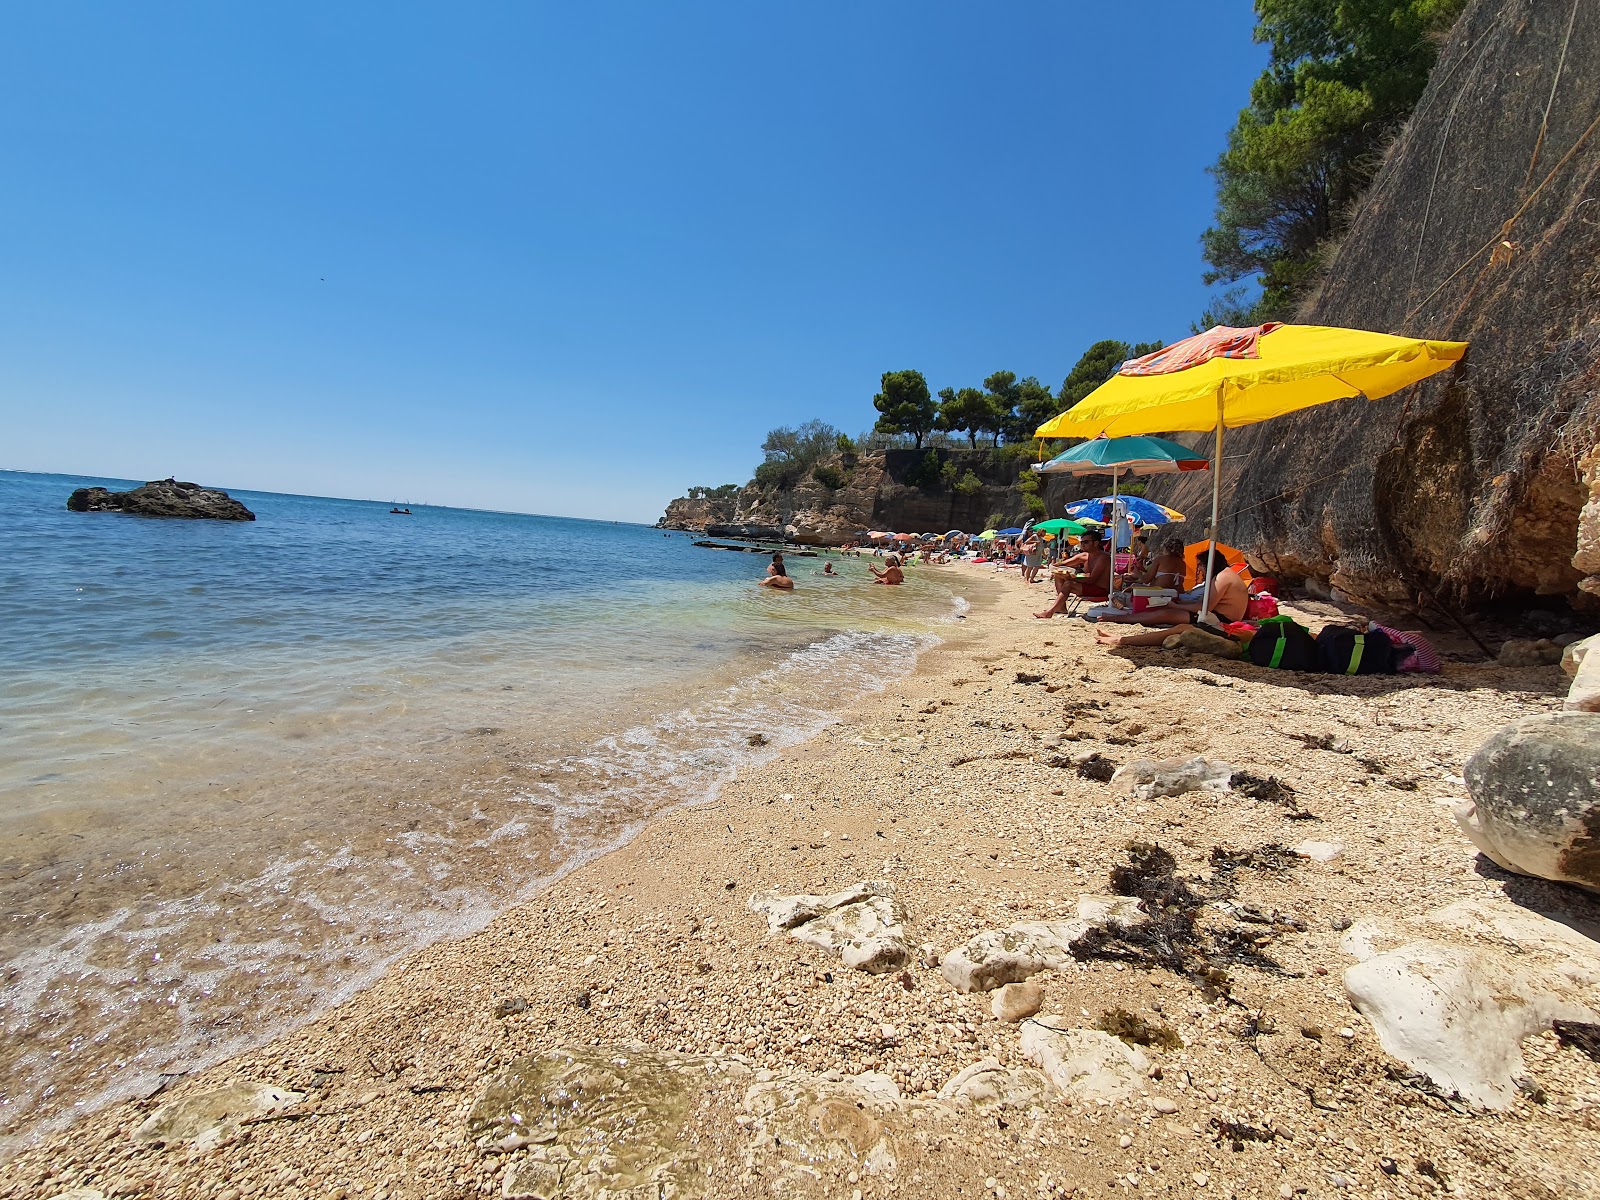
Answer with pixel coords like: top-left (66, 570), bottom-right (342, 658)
top-left (1, 3), bottom-right (1266, 521)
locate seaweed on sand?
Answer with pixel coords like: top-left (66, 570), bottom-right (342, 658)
top-left (1209, 844), bottom-right (1304, 876)
top-left (1229, 771), bottom-right (1319, 820)
top-left (1070, 842), bottom-right (1298, 999)
top-left (1554, 1020), bottom-right (1600, 1062)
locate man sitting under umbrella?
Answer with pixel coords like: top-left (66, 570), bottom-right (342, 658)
top-left (1034, 530), bottom-right (1111, 618)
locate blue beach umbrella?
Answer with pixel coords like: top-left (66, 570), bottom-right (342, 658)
top-left (1062, 495), bottom-right (1185, 526)
top-left (996, 527), bottom-right (1024, 536)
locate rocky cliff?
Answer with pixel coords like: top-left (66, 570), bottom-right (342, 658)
top-left (1151, 0), bottom-right (1600, 612)
top-left (660, 449), bottom-right (1084, 544)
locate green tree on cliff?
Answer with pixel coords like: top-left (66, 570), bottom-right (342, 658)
top-left (1202, 0), bottom-right (1467, 321)
top-left (1011, 376), bottom-right (1060, 442)
top-left (1057, 340), bottom-right (1163, 408)
top-left (936, 386), bottom-right (1002, 448)
top-left (873, 370), bottom-right (937, 448)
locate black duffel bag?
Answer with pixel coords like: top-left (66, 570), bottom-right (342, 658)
top-left (1315, 626), bottom-right (1402, 675)
top-left (1248, 616), bottom-right (1318, 671)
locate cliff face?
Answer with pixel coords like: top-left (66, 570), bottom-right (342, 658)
top-left (1152, 0), bottom-right (1600, 611)
top-left (658, 449), bottom-right (1062, 543)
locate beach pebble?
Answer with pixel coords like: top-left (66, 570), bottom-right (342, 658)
top-left (1148, 1096), bottom-right (1178, 1114)
top-left (991, 981), bottom-right (1044, 1022)
top-left (1294, 841), bottom-right (1343, 863)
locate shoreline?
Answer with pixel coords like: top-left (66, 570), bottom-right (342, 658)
top-left (10, 566), bottom-right (1600, 1199)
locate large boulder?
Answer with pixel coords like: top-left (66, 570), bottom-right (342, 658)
top-left (67, 478), bottom-right (255, 521)
top-left (1564, 633), bottom-right (1600, 712)
top-left (1457, 712), bottom-right (1600, 891)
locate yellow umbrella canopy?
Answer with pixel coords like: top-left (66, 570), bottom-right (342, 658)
top-left (1035, 324), bottom-right (1467, 439)
top-left (1033, 323), bottom-right (1468, 621)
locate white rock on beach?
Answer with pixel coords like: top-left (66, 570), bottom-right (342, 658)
top-left (744, 1069), bottom-right (943, 1179)
top-left (1111, 756), bottom-right (1235, 799)
top-left (131, 1081), bottom-right (305, 1149)
top-left (1562, 633), bottom-right (1600, 712)
top-left (941, 895), bottom-right (1145, 993)
top-left (1342, 940), bottom-right (1593, 1109)
top-left (1294, 840), bottom-right (1343, 863)
top-left (1019, 1019), bottom-right (1150, 1103)
top-left (749, 880), bottom-right (909, 973)
top-left (936, 1058), bottom-right (1053, 1110)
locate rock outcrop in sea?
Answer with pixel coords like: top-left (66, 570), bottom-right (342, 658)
top-left (66, 478), bottom-right (256, 521)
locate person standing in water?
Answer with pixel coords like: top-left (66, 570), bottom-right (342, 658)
top-left (760, 561), bottom-right (794, 589)
top-left (869, 555), bottom-right (904, 585)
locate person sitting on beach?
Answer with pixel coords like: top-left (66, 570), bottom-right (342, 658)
top-left (761, 562), bottom-right (795, 589)
top-left (1034, 531), bottom-right (1111, 618)
top-left (1093, 548), bottom-right (1248, 643)
top-left (870, 555), bottom-right (904, 585)
top-left (1133, 535), bottom-right (1187, 591)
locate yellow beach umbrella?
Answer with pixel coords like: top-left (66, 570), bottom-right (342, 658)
top-left (1034, 323), bottom-right (1467, 618)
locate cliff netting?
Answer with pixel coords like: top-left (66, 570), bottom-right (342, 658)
top-left (1154, 0), bottom-right (1600, 611)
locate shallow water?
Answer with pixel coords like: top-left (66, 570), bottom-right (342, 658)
top-left (0, 470), bottom-right (967, 1158)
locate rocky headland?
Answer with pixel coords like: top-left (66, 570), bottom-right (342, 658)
top-left (66, 478), bottom-right (257, 521)
top-left (11, 565), bottom-right (1600, 1200)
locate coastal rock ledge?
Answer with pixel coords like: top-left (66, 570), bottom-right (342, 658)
top-left (67, 477), bottom-right (256, 521)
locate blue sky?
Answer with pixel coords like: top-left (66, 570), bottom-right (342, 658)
top-left (1, 3), bottom-right (1266, 521)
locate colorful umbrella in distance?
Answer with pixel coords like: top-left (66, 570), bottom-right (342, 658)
top-left (1030, 518), bottom-right (1087, 535)
top-left (1033, 435), bottom-right (1209, 476)
top-left (1033, 323), bottom-right (1467, 618)
top-left (996, 527), bottom-right (1024, 536)
top-left (976, 530), bottom-right (998, 540)
top-left (1064, 495), bottom-right (1184, 525)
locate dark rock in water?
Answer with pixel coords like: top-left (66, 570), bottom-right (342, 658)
top-left (66, 478), bottom-right (255, 521)
top-left (704, 522), bottom-right (783, 541)
top-left (1458, 712), bottom-right (1600, 892)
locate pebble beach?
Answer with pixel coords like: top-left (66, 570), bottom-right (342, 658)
top-left (10, 565), bottom-right (1599, 1200)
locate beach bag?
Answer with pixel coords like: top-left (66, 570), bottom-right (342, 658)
top-left (1315, 626), bottom-right (1402, 675)
top-left (1245, 593), bottom-right (1279, 619)
top-left (1223, 621), bottom-right (1258, 644)
top-left (1247, 616), bottom-right (1317, 671)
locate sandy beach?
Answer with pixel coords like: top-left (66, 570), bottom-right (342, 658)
top-left (10, 565), bottom-right (1597, 1200)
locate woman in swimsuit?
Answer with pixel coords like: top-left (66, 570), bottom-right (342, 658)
top-left (1094, 549), bottom-right (1248, 645)
top-left (760, 562), bottom-right (795, 589)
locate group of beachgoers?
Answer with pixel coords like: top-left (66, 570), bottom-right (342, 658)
top-left (1026, 526), bottom-right (1250, 645)
top-left (759, 550), bottom-right (905, 590)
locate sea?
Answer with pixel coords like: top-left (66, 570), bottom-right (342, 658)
top-left (0, 469), bottom-right (973, 1159)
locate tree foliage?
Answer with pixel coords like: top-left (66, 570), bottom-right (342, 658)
top-left (685, 483), bottom-right (741, 501)
top-left (1056, 340), bottom-right (1164, 411)
top-left (873, 370), bottom-right (937, 449)
top-left (936, 386), bottom-right (1002, 448)
top-left (753, 419), bottom-right (842, 491)
top-left (1202, 0), bottom-right (1466, 321)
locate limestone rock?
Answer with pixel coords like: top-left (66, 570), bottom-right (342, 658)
top-left (1343, 940), bottom-right (1591, 1109)
top-left (1563, 633), bottom-right (1600, 712)
top-left (467, 1045), bottom-right (739, 1197)
top-left (936, 1058), bottom-right (1053, 1110)
top-left (1457, 712), bottom-right (1600, 891)
top-left (744, 1070), bottom-right (947, 1180)
top-left (1019, 1020), bottom-right (1150, 1103)
top-left (1574, 445), bottom-right (1600, 592)
top-left (991, 980), bottom-right (1044, 1022)
top-left (749, 880), bottom-right (908, 973)
top-left (941, 895), bottom-right (1144, 993)
top-left (1111, 756), bottom-right (1235, 800)
top-left (66, 478), bottom-right (256, 521)
top-left (1161, 627), bottom-right (1243, 659)
top-left (1497, 638), bottom-right (1562, 667)
top-left (131, 1081), bottom-right (304, 1148)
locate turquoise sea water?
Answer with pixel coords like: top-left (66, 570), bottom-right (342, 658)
top-left (0, 469), bottom-right (970, 1157)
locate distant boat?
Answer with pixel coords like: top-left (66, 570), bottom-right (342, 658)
top-left (390, 507), bottom-right (413, 515)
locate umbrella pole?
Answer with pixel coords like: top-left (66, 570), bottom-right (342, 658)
top-left (1199, 388), bottom-right (1224, 623)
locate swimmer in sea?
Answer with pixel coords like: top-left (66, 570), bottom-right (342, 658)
top-left (760, 562), bottom-right (794, 589)
top-left (821, 562), bottom-right (836, 575)
top-left (869, 555), bottom-right (904, 585)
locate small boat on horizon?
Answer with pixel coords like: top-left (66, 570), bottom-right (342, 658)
top-left (389, 506), bottom-right (413, 515)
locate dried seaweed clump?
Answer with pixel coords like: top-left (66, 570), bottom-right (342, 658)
top-left (1209, 844), bottom-right (1303, 876)
top-left (1097, 1007), bottom-right (1183, 1051)
top-left (1076, 753), bottom-right (1117, 783)
top-left (1228, 771), bottom-right (1319, 820)
top-left (1553, 1020), bottom-right (1600, 1063)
